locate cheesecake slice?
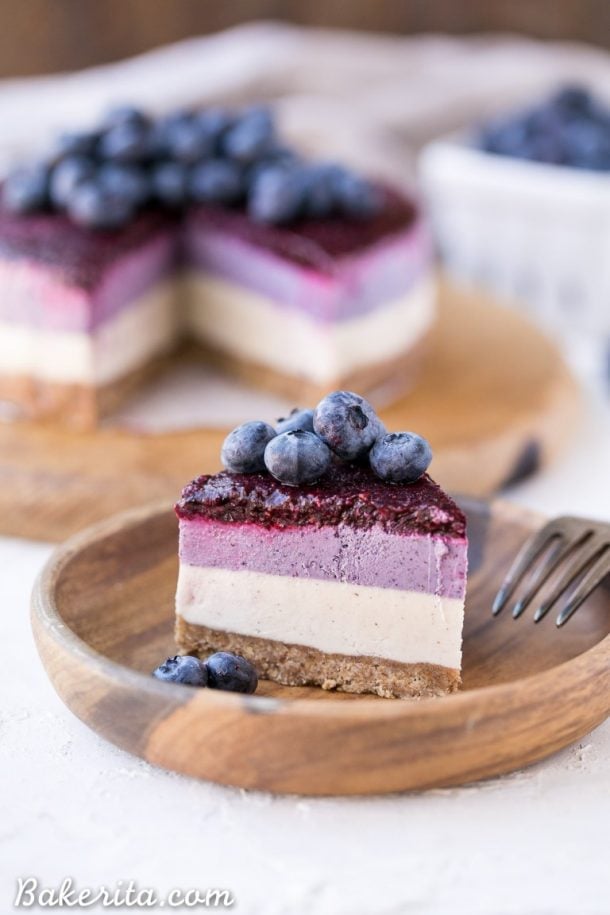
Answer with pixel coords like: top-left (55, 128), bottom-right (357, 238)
top-left (175, 463), bottom-right (467, 699)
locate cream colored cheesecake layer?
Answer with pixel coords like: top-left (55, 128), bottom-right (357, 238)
top-left (0, 281), bottom-right (176, 385)
top-left (183, 272), bottom-right (436, 384)
top-left (176, 564), bottom-right (464, 669)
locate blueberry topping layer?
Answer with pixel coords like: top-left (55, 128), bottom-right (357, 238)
top-left (176, 463), bottom-right (466, 538)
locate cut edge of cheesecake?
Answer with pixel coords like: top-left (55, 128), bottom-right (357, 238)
top-left (174, 464), bottom-right (468, 700)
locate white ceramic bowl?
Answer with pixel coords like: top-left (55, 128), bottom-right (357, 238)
top-left (419, 136), bottom-right (610, 384)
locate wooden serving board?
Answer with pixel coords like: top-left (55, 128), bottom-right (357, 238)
top-left (2, 280), bottom-right (579, 542)
top-left (31, 498), bottom-right (610, 795)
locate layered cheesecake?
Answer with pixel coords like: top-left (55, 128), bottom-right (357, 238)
top-left (0, 209), bottom-right (176, 425)
top-left (0, 105), bottom-right (435, 427)
top-left (0, 190), bottom-right (431, 425)
top-left (175, 463), bottom-right (467, 699)
top-left (184, 189), bottom-right (433, 402)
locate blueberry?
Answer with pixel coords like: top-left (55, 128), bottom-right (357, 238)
top-left (98, 120), bottom-right (151, 163)
top-left (551, 85), bottom-right (593, 116)
top-left (222, 106), bottom-right (275, 163)
top-left (98, 162), bottom-right (150, 207)
top-left (163, 114), bottom-right (215, 163)
top-left (264, 430), bottom-right (331, 486)
top-left (102, 105), bottom-right (150, 130)
top-left (151, 160), bottom-right (189, 207)
top-left (275, 407), bottom-right (315, 434)
top-left (153, 655), bottom-right (208, 687)
top-left (53, 130), bottom-right (99, 160)
top-left (334, 170), bottom-right (382, 219)
top-left (563, 121), bottom-right (610, 170)
top-left (196, 107), bottom-right (235, 145)
top-left (189, 159), bottom-right (243, 205)
top-left (369, 431), bottom-right (432, 483)
top-left (49, 155), bottom-right (96, 208)
top-left (248, 164), bottom-right (304, 224)
top-left (205, 652), bottom-right (258, 694)
top-left (221, 420), bottom-right (276, 473)
top-left (313, 390), bottom-right (384, 461)
top-left (300, 163), bottom-right (338, 219)
top-left (67, 181), bottom-right (135, 230)
top-left (1, 164), bottom-right (49, 213)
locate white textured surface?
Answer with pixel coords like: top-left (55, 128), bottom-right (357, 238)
top-left (1, 393), bottom-right (609, 915)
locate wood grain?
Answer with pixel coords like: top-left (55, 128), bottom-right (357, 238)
top-left (0, 281), bottom-right (580, 542)
top-left (31, 498), bottom-right (610, 795)
top-left (1, 0), bottom-right (607, 78)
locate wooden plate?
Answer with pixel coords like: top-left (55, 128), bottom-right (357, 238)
top-left (2, 279), bottom-right (579, 542)
top-left (31, 498), bottom-right (610, 796)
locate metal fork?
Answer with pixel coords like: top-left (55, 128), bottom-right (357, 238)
top-left (492, 516), bottom-right (610, 626)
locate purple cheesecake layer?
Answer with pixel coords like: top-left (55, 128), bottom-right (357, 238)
top-left (179, 516), bottom-right (467, 598)
top-left (0, 208), bottom-right (177, 331)
top-left (185, 188), bottom-right (429, 322)
top-left (176, 465), bottom-right (466, 538)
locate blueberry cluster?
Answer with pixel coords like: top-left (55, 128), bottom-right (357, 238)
top-left (0, 103), bottom-right (381, 230)
top-left (477, 85), bottom-right (610, 172)
top-left (221, 390), bottom-right (432, 486)
top-left (153, 651), bottom-right (258, 693)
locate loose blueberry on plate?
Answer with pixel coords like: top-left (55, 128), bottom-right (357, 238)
top-left (153, 654), bottom-right (208, 686)
top-left (369, 431), bottom-right (432, 483)
top-left (275, 407), bottom-right (315, 435)
top-left (1, 164), bottom-right (49, 213)
top-left (205, 652), bottom-right (258, 694)
top-left (221, 420), bottom-right (277, 473)
top-left (313, 390), bottom-right (384, 461)
top-left (189, 159), bottom-right (243, 205)
top-left (264, 430), bottom-right (331, 485)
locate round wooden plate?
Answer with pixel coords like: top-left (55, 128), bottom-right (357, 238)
top-left (32, 498), bottom-right (609, 796)
top-left (2, 280), bottom-right (579, 542)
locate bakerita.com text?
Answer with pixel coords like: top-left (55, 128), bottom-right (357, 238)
top-left (14, 877), bottom-right (235, 908)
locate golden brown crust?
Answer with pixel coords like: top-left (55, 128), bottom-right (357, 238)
top-left (0, 355), bottom-right (170, 428)
top-left (175, 616), bottom-right (461, 699)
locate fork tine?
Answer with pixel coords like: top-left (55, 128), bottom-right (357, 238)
top-left (511, 536), bottom-right (579, 619)
top-left (533, 539), bottom-right (606, 623)
top-left (492, 522), bottom-right (563, 616)
top-left (555, 548), bottom-right (610, 627)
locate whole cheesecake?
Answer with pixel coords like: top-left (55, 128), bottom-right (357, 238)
top-left (175, 463), bottom-right (467, 699)
top-left (0, 187), bottom-right (432, 425)
top-left (0, 106), bottom-right (435, 427)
